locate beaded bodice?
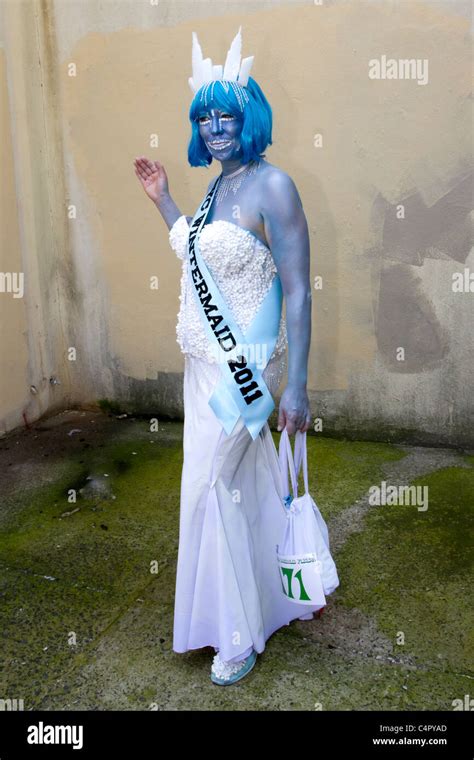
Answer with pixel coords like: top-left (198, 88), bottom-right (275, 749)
top-left (168, 214), bottom-right (288, 368)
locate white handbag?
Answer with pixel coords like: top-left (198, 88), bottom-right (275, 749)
top-left (276, 429), bottom-right (339, 605)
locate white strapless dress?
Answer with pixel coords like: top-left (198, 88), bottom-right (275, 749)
top-left (168, 215), bottom-right (324, 664)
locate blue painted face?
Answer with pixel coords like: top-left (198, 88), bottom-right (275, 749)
top-left (197, 108), bottom-right (243, 160)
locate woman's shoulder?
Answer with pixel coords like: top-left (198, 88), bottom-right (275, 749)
top-left (256, 161), bottom-right (297, 192)
top-left (258, 160), bottom-right (287, 179)
top-left (256, 162), bottom-right (300, 210)
top-left (206, 159), bottom-right (298, 208)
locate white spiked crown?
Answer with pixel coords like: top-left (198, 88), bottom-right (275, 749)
top-left (188, 25), bottom-right (255, 111)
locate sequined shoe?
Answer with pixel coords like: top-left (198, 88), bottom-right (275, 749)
top-left (210, 650), bottom-right (257, 686)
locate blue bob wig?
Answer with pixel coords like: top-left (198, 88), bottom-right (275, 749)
top-left (187, 76), bottom-right (272, 167)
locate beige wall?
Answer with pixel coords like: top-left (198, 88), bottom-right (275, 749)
top-left (0, 0), bottom-right (472, 445)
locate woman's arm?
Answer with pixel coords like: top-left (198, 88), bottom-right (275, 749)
top-left (261, 170), bottom-right (312, 435)
top-left (155, 193), bottom-right (186, 231)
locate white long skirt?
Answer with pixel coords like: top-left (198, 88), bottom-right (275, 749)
top-left (172, 350), bottom-right (324, 664)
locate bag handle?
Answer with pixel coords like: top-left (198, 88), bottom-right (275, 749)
top-left (294, 430), bottom-right (310, 495)
top-left (278, 428), bottom-right (299, 501)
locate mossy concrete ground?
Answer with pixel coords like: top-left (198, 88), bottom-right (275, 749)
top-left (0, 409), bottom-right (472, 710)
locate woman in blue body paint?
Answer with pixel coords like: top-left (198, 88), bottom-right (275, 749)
top-left (133, 42), bottom-right (329, 685)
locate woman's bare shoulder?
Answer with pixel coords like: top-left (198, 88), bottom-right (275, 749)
top-left (257, 161), bottom-right (296, 191)
top-left (256, 161), bottom-right (300, 209)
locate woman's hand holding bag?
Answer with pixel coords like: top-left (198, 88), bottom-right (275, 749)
top-left (276, 429), bottom-right (340, 606)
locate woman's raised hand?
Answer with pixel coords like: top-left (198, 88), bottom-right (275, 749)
top-left (133, 156), bottom-right (169, 205)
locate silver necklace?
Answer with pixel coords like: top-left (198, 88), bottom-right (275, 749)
top-left (215, 160), bottom-right (260, 206)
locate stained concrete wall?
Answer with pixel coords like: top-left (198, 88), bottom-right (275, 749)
top-left (0, 0), bottom-right (472, 445)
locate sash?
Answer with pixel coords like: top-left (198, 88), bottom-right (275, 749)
top-left (187, 174), bottom-right (283, 440)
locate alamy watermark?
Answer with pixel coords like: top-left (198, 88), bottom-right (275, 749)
top-left (369, 481), bottom-right (428, 511)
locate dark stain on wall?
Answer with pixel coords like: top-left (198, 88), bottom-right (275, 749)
top-left (377, 171), bottom-right (473, 267)
top-left (375, 263), bottom-right (450, 372)
top-left (369, 171), bottom-right (472, 372)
